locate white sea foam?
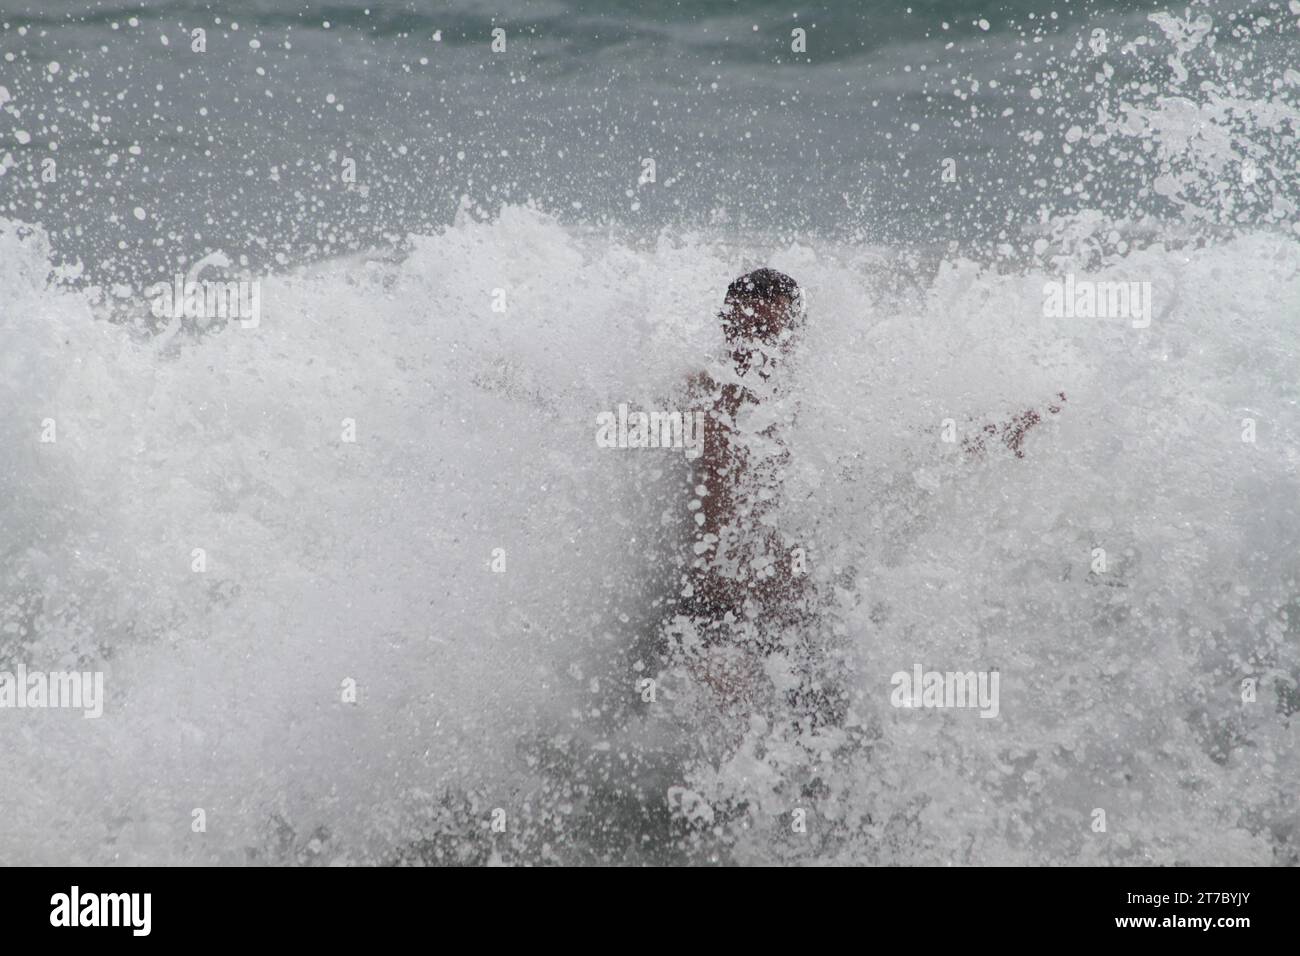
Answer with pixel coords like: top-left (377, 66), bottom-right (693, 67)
top-left (1, 195), bottom-right (1296, 863)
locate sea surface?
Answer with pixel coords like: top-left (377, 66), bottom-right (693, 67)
top-left (1, 0), bottom-right (1297, 864)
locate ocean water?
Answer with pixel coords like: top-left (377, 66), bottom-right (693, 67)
top-left (1, 1), bottom-right (1298, 865)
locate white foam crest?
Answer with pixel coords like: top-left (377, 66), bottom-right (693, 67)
top-left (1, 207), bottom-right (1297, 864)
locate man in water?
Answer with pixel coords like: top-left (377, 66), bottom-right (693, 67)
top-left (682, 268), bottom-right (810, 632)
top-left (673, 268), bottom-right (825, 714)
top-left (672, 268), bottom-right (1064, 719)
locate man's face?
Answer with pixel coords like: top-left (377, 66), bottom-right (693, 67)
top-left (723, 294), bottom-right (801, 377)
top-left (723, 294), bottom-right (796, 343)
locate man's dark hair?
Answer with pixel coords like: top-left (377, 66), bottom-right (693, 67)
top-left (720, 268), bottom-right (803, 342)
top-left (725, 268), bottom-right (800, 307)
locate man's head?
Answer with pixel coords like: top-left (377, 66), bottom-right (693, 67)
top-left (720, 268), bottom-right (803, 378)
top-left (720, 268), bottom-right (803, 346)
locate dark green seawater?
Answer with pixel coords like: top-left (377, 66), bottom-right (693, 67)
top-left (1, 0), bottom-right (1292, 283)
